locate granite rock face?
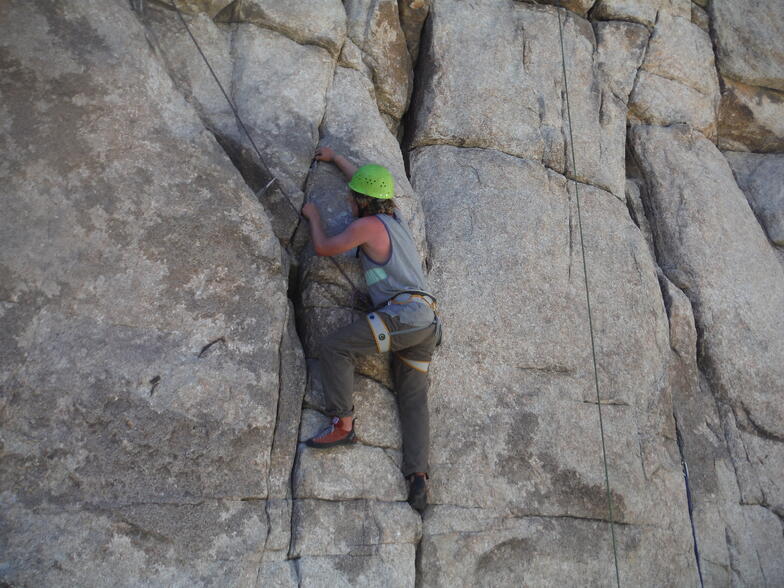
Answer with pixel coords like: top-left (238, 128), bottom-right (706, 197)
top-left (2, 0), bottom-right (784, 586)
top-left (631, 124), bottom-right (784, 584)
top-left (410, 1), bottom-right (628, 198)
top-left (628, 13), bottom-right (719, 138)
top-left (710, 0), bottom-right (784, 92)
top-left (724, 152), bottom-right (784, 246)
top-left (717, 78), bottom-right (784, 153)
top-left (0, 0), bottom-right (294, 585)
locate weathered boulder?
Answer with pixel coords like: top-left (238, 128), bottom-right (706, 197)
top-left (216, 0), bottom-right (347, 58)
top-left (398, 0), bottom-right (430, 63)
top-left (709, 0), bottom-right (784, 91)
top-left (595, 21), bottom-right (650, 102)
top-left (659, 274), bottom-right (784, 586)
top-left (624, 179), bottom-right (655, 257)
top-left (344, 0), bottom-right (414, 123)
top-left (4, 0), bottom-right (784, 585)
top-left (418, 505), bottom-right (696, 587)
top-left (628, 13), bottom-right (719, 138)
top-left (526, 0), bottom-right (597, 17)
top-left (410, 1), bottom-right (627, 198)
top-left (291, 499), bottom-right (420, 557)
top-left (592, 0), bottom-right (690, 28)
top-left (717, 78), bottom-right (784, 153)
top-left (690, 2), bottom-right (709, 33)
top-left (630, 126), bottom-right (784, 579)
top-left (631, 124), bottom-right (784, 439)
top-left (143, 6), bottom-right (236, 137)
top-left (143, 4), bottom-right (337, 240)
top-left (410, 144), bottom-right (696, 582)
top-left (0, 1), bottom-right (297, 585)
top-left (160, 0), bottom-right (234, 18)
top-left (725, 152), bottom-right (784, 246)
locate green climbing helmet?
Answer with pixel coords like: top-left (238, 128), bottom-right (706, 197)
top-left (348, 164), bottom-right (395, 200)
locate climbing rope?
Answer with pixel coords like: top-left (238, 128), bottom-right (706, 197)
top-left (556, 9), bottom-right (622, 587)
top-left (154, 1), bottom-right (366, 306)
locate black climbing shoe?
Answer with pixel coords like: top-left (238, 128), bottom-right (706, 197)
top-left (407, 474), bottom-right (428, 513)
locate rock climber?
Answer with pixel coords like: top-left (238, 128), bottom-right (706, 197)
top-left (301, 146), bottom-right (440, 513)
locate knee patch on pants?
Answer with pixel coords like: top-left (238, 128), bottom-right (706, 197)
top-left (396, 352), bottom-right (430, 373)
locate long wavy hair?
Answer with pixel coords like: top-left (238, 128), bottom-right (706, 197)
top-left (352, 190), bottom-right (396, 217)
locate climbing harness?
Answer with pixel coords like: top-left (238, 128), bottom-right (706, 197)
top-left (366, 312), bottom-right (392, 352)
top-left (154, 0), bottom-right (367, 308)
top-left (557, 10), bottom-right (621, 587)
top-left (365, 290), bottom-right (442, 353)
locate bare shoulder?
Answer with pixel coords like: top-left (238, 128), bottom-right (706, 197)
top-left (350, 215), bottom-right (386, 235)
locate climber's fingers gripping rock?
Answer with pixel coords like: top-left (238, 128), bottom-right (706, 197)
top-left (314, 146), bottom-right (335, 163)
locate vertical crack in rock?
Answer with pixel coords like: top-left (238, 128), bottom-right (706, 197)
top-left (630, 146), bottom-right (708, 586)
top-left (674, 416), bottom-right (705, 588)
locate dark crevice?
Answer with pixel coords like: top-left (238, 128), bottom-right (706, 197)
top-left (414, 528), bottom-right (424, 588)
top-left (736, 403), bottom-right (784, 443)
top-left (198, 337), bottom-right (226, 358)
top-left (401, 9), bottom-right (434, 177)
top-left (148, 375), bottom-right (161, 396)
top-left (629, 136), bottom-right (708, 588)
top-left (675, 417), bottom-right (705, 588)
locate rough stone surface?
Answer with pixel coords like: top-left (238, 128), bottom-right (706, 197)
top-left (294, 444), bottom-right (406, 501)
top-left (592, 0), bottom-right (691, 27)
top-left (658, 274), bottom-right (784, 586)
top-left (411, 145), bottom-right (696, 580)
top-left (410, 1), bottom-right (627, 198)
top-left (710, 0), bottom-right (784, 91)
top-left (529, 0), bottom-right (597, 18)
top-left (725, 152), bottom-right (784, 246)
top-left (631, 124), bottom-right (784, 438)
top-left (297, 544), bottom-right (416, 587)
top-left (418, 505), bottom-right (697, 587)
top-left (624, 179), bottom-right (655, 257)
top-left (216, 0), bottom-right (347, 58)
top-left (4, 0), bottom-right (784, 585)
top-left (291, 499), bottom-right (420, 557)
top-left (344, 0), bottom-right (413, 122)
top-left (631, 127), bottom-right (784, 581)
top-left (143, 4), bottom-right (336, 240)
top-left (690, 2), bottom-right (709, 33)
top-left (717, 78), bottom-right (784, 153)
top-left (628, 14), bottom-right (719, 138)
top-left (595, 21), bottom-right (650, 102)
top-left (0, 1), bottom-right (293, 585)
top-left (398, 0), bottom-right (430, 63)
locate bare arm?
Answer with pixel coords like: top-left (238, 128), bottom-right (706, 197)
top-left (301, 204), bottom-right (376, 257)
top-left (332, 154), bottom-right (358, 180)
top-left (314, 147), bottom-right (357, 181)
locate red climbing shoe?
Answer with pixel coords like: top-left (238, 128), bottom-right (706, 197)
top-left (305, 416), bottom-right (356, 448)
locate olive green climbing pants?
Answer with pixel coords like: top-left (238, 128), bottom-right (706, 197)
top-left (320, 311), bottom-right (438, 477)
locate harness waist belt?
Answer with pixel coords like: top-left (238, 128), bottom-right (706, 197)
top-left (388, 291), bottom-right (437, 310)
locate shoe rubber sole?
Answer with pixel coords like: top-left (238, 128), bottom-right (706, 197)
top-left (305, 430), bottom-right (356, 449)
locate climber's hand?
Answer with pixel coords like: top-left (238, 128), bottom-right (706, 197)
top-left (314, 146), bottom-right (335, 163)
top-left (301, 202), bottom-right (319, 221)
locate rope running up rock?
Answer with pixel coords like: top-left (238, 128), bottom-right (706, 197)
top-left (556, 8), bottom-right (622, 587)
top-left (162, 0), bottom-right (367, 307)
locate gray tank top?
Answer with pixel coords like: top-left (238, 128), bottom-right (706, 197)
top-left (358, 212), bottom-right (433, 314)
